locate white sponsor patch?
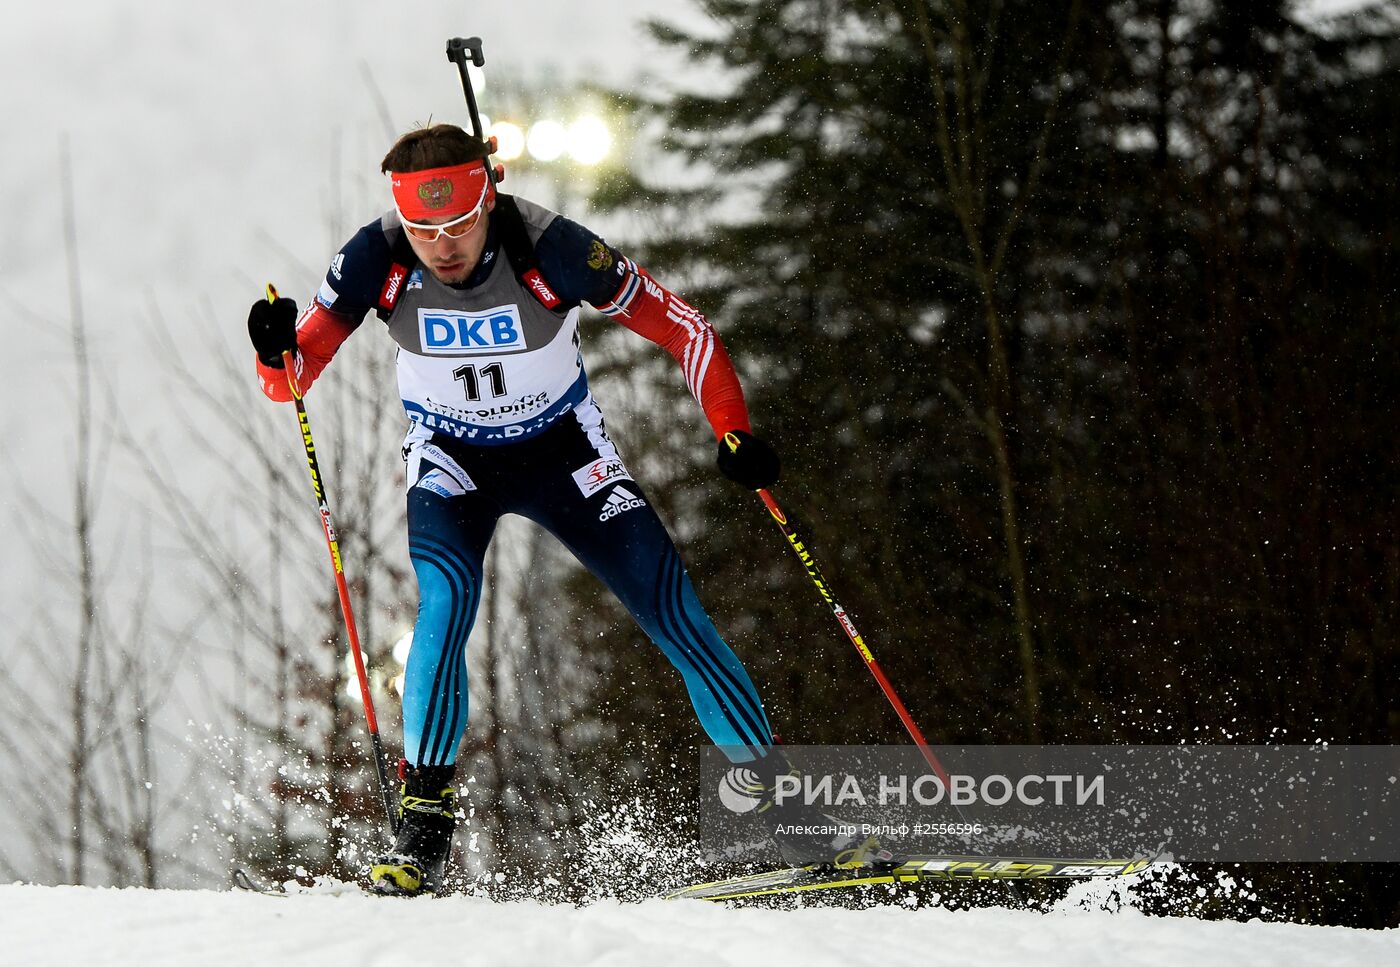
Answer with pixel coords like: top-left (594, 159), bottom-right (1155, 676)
top-left (315, 279), bottom-right (339, 309)
top-left (414, 469), bottom-right (462, 499)
top-left (407, 444), bottom-right (477, 495)
top-left (598, 484), bottom-right (646, 522)
top-left (418, 305), bottom-right (524, 356)
top-left (572, 457), bottom-right (632, 498)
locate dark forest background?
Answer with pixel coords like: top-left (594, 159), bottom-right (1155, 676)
top-left (19, 0), bottom-right (1394, 932)
top-left (545, 0), bottom-right (1399, 927)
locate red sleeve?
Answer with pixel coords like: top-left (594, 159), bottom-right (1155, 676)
top-left (255, 302), bottom-right (359, 402)
top-left (594, 257), bottom-right (752, 440)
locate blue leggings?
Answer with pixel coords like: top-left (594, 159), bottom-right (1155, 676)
top-left (400, 399), bottom-right (773, 768)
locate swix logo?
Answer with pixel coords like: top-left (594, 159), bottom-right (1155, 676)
top-left (599, 485), bottom-right (645, 522)
top-left (572, 457), bottom-right (632, 497)
top-left (523, 269), bottom-right (561, 308)
top-left (380, 264), bottom-right (408, 308)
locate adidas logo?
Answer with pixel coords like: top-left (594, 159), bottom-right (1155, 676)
top-left (599, 485), bottom-right (645, 522)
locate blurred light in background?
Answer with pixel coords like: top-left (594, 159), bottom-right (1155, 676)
top-left (390, 629), bottom-right (413, 696)
top-left (494, 116), bottom-right (614, 166)
top-left (473, 74), bottom-right (617, 170)
top-left (567, 117), bottom-right (611, 165)
top-left (392, 630), bottom-right (414, 665)
top-left (467, 64), bottom-right (486, 94)
top-left (339, 630), bottom-right (415, 699)
top-left (527, 120), bottom-right (567, 162)
top-left (344, 653), bottom-right (361, 702)
top-left (490, 121), bottom-right (526, 161)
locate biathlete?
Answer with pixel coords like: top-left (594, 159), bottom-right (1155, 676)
top-left (248, 124), bottom-right (868, 894)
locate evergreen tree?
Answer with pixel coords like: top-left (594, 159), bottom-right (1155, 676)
top-left (577, 0), bottom-right (1398, 924)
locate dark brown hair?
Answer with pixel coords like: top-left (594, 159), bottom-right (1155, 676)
top-left (380, 123), bottom-right (489, 174)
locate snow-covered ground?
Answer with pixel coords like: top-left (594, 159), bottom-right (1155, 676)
top-left (3, 883), bottom-right (1395, 967)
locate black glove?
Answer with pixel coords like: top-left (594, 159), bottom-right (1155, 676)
top-left (717, 430), bottom-right (781, 490)
top-left (247, 296), bottom-right (299, 368)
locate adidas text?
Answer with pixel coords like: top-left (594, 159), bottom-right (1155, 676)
top-left (599, 485), bottom-right (646, 521)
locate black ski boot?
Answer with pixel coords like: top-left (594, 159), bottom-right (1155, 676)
top-left (369, 763), bottom-right (458, 896)
top-left (745, 750), bottom-right (896, 869)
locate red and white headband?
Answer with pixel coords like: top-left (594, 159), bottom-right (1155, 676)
top-left (387, 161), bottom-right (494, 223)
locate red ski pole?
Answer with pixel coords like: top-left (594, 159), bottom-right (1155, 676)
top-left (267, 283), bottom-right (398, 834)
top-left (724, 433), bottom-right (952, 786)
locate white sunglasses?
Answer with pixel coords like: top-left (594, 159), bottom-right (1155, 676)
top-left (398, 177), bottom-right (491, 242)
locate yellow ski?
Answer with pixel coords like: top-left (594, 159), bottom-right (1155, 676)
top-left (666, 855), bottom-right (1155, 901)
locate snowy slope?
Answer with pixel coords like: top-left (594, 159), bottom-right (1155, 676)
top-left (2, 884), bottom-right (1395, 967)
